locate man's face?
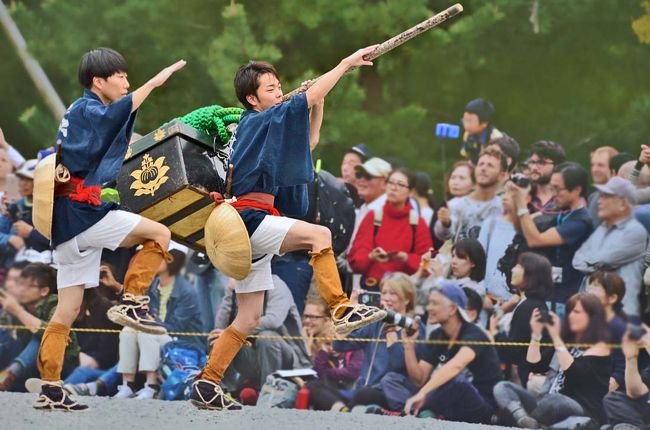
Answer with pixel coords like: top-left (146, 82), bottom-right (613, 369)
top-left (341, 153), bottom-right (362, 184)
top-left (550, 172), bottom-right (579, 210)
top-left (248, 73), bottom-right (283, 112)
top-left (461, 112), bottom-right (487, 136)
top-left (4, 267), bottom-right (22, 298)
top-left (591, 152), bottom-right (613, 185)
top-left (597, 193), bottom-right (627, 223)
top-left (95, 72), bottom-right (130, 103)
top-left (356, 172), bottom-right (386, 203)
top-left (527, 153), bottom-right (554, 185)
top-left (17, 276), bottom-right (48, 305)
top-left (18, 177), bottom-right (33, 197)
top-left (474, 154), bottom-right (502, 188)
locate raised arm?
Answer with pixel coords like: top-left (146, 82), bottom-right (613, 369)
top-left (131, 60), bottom-right (186, 112)
top-left (305, 46), bottom-right (377, 108)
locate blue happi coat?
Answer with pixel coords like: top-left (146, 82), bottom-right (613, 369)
top-left (52, 90), bottom-right (137, 247)
top-left (230, 93), bottom-right (313, 235)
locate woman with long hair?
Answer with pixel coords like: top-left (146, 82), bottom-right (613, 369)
top-left (494, 293), bottom-right (611, 428)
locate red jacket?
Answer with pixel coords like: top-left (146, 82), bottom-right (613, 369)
top-left (348, 202), bottom-right (433, 284)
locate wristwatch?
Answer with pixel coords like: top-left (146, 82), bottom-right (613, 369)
top-left (517, 207), bottom-right (529, 217)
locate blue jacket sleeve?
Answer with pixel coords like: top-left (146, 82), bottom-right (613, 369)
top-left (0, 214), bottom-right (16, 247)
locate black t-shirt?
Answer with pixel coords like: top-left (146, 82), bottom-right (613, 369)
top-left (422, 322), bottom-right (502, 399)
top-left (559, 354), bottom-right (611, 423)
top-left (533, 208), bottom-right (593, 304)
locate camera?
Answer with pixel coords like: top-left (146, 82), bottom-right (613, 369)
top-left (384, 310), bottom-right (416, 330)
top-left (629, 324), bottom-right (647, 341)
top-left (538, 309), bottom-right (553, 325)
top-left (510, 173), bottom-right (531, 188)
top-left (6, 201), bottom-right (27, 224)
top-left (359, 291), bottom-right (381, 308)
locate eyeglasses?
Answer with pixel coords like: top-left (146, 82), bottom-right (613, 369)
top-left (303, 314), bottom-right (328, 320)
top-left (550, 185), bottom-right (567, 193)
top-left (386, 180), bottom-right (409, 189)
top-left (526, 159), bottom-right (554, 167)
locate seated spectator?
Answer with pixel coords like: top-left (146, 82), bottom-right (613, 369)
top-left (0, 159), bottom-right (51, 272)
top-left (334, 273), bottom-right (424, 392)
top-left (493, 293), bottom-right (611, 428)
top-left (435, 149), bottom-right (506, 242)
top-left (585, 271), bottom-right (627, 392)
top-left (114, 247), bottom-right (203, 399)
top-left (587, 146), bottom-right (619, 225)
top-left (573, 177), bottom-right (648, 321)
top-left (509, 162), bottom-right (593, 317)
top-left (0, 261), bottom-right (30, 368)
top-left (490, 252), bottom-right (552, 384)
top-left (62, 289), bottom-right (121, 388)
top-left (428, 238), bottom-right (487, 297)
top-left (460, 98), bottom-right (503, 164)
top-left (602, 326), bottom-right (650, 429)
top-left (348, 168), bottom-right (432, 289)
top-left (526, 140), bottom-right (566, 213)
top-left (403, 282), bottom-right (502, 423)
top-left (479, 188), bottom-right (518, 301)
top-left (0, 263), bottom-right (79, 391)
top-left (306, 324), bottom-right (363, 411)
top-left (215, 275), bottom-right (312, 392)
top-left (302, 297), bottom-right (333, 357)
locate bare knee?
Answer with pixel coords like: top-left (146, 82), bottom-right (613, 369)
top-left (51, 302), bottom-right (82, 326)
top-left (311, 225), bottom-right (332, 251)
top-left (233, 311), bottom-right (262, 335)
top-left (154, 225), bottom-right (171, 248)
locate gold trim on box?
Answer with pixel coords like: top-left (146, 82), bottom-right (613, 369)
top-left (169, 204), bottom-right (214, 238)
top-left (153, 128), bottom-right (167, 142)
top-left (139, 188), bottom-right (204, 221)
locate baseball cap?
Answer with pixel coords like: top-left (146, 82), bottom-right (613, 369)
top-left (15, 159), bottom-right (38, 180)
top-left (348, 143), bottom-right (371, 161)
top-left (355, 157), bottom-right (391, 179)
top-left (594, 176), bottom-right (636, 205)
top-left (438, 280), bottom-right (473, 323)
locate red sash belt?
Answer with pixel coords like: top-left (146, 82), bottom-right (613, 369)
top-left (54, 176), bottom-right (102, 206)
top-left (209, 192), bottom-right (279, 216)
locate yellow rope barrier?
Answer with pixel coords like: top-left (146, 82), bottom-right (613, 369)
top-left (0, 324), bottom-right (627, 349)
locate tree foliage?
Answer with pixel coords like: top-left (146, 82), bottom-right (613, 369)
top-left (1, 0), bottom-right (649, 191)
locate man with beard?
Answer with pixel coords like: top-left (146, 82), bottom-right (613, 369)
top-left (509, 162), bottom-right (593, 317)
top-left (435, 149), bottom-right (507, 242)
top-left (587, 146), bottom-right (619, 226)
top-left (526, 140), bottom-right (566, 213)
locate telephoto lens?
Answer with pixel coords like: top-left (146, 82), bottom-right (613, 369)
top-left (510, 173), bottom-right (531, 188)
top-left (384, 310), bottom-right (416, 330)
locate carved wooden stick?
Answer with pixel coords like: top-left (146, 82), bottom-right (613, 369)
top-left (282, 3), bottom-right (463, 101)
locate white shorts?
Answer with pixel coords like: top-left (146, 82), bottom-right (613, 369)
top-left (54, 210), bottom-right (142, 289)
top-left (235, 215), bottom-right (297, 294)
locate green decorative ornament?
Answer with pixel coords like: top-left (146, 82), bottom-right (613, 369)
top-left (177, 105), bottom-right (243, 145)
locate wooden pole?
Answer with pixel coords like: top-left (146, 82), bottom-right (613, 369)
top-left (0, 2), bottom-right (66, 120)
top-left (282, 3), bottom-right (463, 101)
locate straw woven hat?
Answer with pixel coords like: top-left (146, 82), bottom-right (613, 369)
top-left (32, 153), bottom-right (57, 241)
top-left (204, 203), bottom-right (252, 280)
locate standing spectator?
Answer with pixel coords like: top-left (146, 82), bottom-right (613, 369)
top-left (602, 326), bottom-right (650, 429)
top-left (444, 160), bottom-right (475, 201)
top-left (348, 168), bottom-right (432, 289)
top-left (486, 134), bottom-right (521, 174)
top-left (573, 177), bottom-right (648, 321)
top-left (493, 293), bottom-right (611, 428)
top-left (490, 252), bottom-right (552, 384)
top-left (460, 98), bottom-right (503, 164)
top-left (340, 144), bottom-right (371, 207)
top-left (585, 271), bottom-right (627, 392)
top-left (509, 162), bottom-right (593, 317)
top-left (403, 282), bottom-right (502, 423)
top-left (435, 149), bottom-right (507, 242)
top-left (350, 157), bottom-right (391, 242)
top-left (526, 140), bottom-right (566, 213)
top-left (587, 146), bottom-right (619, 226)
top-left (411, 171), bottom-right (438, 227)
top-left (479, 189), bottom-right (518, 301)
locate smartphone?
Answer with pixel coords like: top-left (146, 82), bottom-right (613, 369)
top-left (358, 291), bottom-right (381, 307)
top-left (538, 309), bottom-right (553, 325)
top-left (386, 251), bottom-right (398, 259)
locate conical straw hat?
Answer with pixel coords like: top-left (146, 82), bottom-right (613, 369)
top-left (32, 153), bottom-right (56, 241)
top-left (204, 203), bottom-right (252, 280)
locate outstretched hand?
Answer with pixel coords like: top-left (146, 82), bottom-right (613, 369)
top-left (342, 45), bottom-right (379, 69)
top-left (148, 60), bottom-right (187, 88)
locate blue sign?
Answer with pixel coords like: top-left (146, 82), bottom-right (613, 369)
top-left (435, 123), bottom-right (461, 139)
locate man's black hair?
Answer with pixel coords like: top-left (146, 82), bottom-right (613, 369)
top-left (78, 48), bottom-right (128, 89)
top-left (234, 61), bottom-right (279, 110)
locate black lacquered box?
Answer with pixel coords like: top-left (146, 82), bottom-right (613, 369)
top-left (116, 120), bottom-right (227, 251)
